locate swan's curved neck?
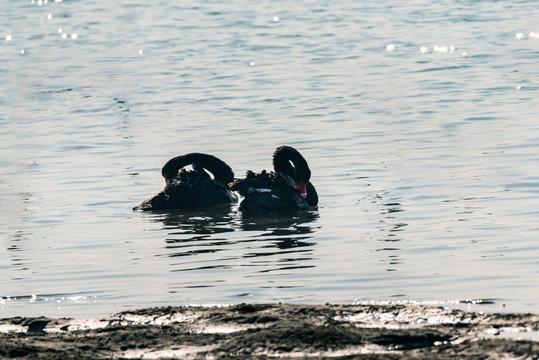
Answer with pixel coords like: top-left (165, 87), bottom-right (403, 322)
top-left (161, 153), bottom-right (235, 185)
top-left (272, 145), bottom-right (311, 183)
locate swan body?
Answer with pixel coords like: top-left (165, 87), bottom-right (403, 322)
top-left (134, 153), bottom-right (237, 211)
top-left (230, 146), bottom-right (318, 217)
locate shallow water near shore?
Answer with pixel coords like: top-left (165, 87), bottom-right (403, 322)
top-left (1, 0), bottom-right (539, 318)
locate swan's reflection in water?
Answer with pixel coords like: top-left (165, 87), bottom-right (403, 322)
top-left (145, 207), bottom-right (320, 296)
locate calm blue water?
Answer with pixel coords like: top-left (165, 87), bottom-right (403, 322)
top-left (1, 0), bottom-right (539, 318)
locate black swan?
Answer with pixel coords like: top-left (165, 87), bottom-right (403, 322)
top-left (134, 153), bottom-right (237, 211)
top-left (230, 146), bottom-right (318, 217)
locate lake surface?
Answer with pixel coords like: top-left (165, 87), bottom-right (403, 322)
top-left (1, 0), bottom-right (538, 318)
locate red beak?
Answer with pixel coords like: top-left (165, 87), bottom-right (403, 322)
top-left (298, 182), bottom-right (307, 199)
top-left (164, 177), bottom-right (169, 185)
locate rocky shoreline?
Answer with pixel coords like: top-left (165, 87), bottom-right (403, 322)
top-left (1, 303), bottom-right (538, 359)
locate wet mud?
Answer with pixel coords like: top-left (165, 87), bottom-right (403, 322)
top-left (1, 303), bottom-right (538, 359)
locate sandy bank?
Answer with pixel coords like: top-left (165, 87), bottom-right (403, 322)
top-left (1, 303), bottom-right (538, 359)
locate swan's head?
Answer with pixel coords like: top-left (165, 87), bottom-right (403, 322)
top-left (296, 168), bottom-right (311, 199)
top-left (161, 166), bottom-right (171, 185)
top-left (296, 170), bottom-right (311, 199)
top-left (162, 168), bottom-right (174, 186)
top-left (298, 182), bottom-right (307, 199)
